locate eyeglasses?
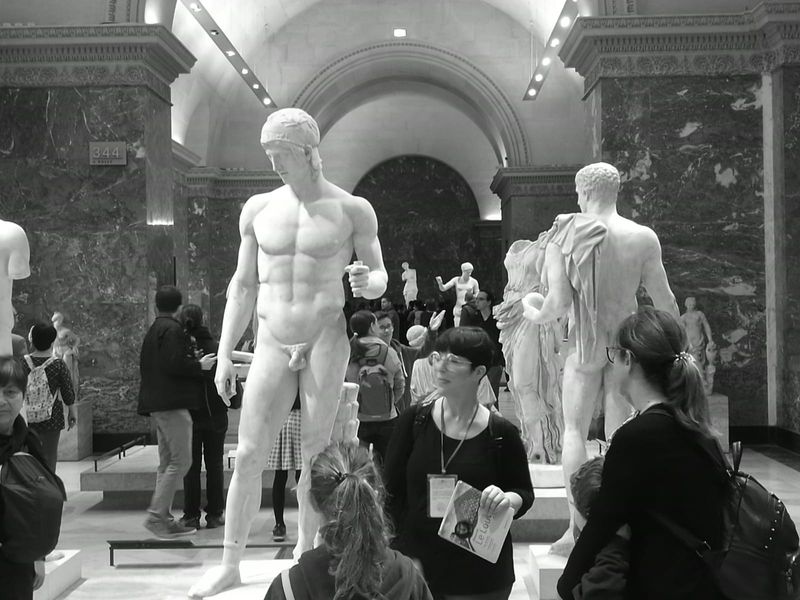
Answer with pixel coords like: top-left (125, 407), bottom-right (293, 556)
top-left (428, 351), bottom-right (473, 370)
top-left (606, 346), bottom-right (631, 364)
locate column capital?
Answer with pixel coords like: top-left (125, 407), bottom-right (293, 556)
top-left (560, 2), bottom-right (800, 97)
top-left (0, 24), bottom-right (196, 102)
top-left (490, 165), bottom-right (580, 200)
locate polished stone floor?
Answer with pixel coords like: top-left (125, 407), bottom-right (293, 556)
top-left (52, 444), bottom-right (800, 600)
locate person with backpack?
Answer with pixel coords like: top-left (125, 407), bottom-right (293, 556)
top-left (21, 323), bottom-right (76, 471)
top-left (383, 327), bottom-right (533, 600)
top-left (346, 310), bottom-right (405, 467)
top-left (178, 304), bottom-right (230, 531)
top-left (557, 307), bottom-right (729, 600)
top-left (264, 441), bottom-right (433, 600)
top-left (0, 356), bottom-right (66, 600)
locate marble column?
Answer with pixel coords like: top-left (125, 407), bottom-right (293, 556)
top-left (560, 3), bottom-right (800, 435)
top-left (0, 25), bottom-right (195, 439)
top-left (491, 166), bottom-right (580, 252)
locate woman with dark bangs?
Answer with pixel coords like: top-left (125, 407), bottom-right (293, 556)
top-left (384, 327), bottom-right (534, 600)
top-left (264, 442), bottom-right (431, 600)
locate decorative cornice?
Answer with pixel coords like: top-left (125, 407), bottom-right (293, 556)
top-left (0, 25), bottom-right (196, 102)
top-left (491, 166), bottom-right (581, 199)
top-left (560, 1), bottom-right (800, 97)
top-left (175, 167), bottom-right (282, 199)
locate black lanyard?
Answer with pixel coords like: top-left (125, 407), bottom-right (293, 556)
top-left (440, 398), bottom-right (479, 474)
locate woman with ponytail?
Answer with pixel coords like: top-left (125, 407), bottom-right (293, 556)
top-left (558, 306), bottom-right (727, 600)
top-left (264, 442), bottom-right (432, 600)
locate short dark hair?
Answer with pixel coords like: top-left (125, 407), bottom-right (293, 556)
top-left (155, 285), bottom-right (182, 313)
top-left (434, 327), bottom-right (495, 370)
top-left (477, 290), bottom-right (495, 304)
top-left (373, 311), bottom-right (391, 323)
top-left (0, 356), bottom-right (28, 392)
top-left (570, 456), bottom-right (605, 520)
top-left (30, 323), bottom-right (57, 351)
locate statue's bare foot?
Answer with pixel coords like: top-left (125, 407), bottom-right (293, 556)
top-left (188, 565), bottom-right (241, 598)
top-left (548, 529), bottom-right (575, 557)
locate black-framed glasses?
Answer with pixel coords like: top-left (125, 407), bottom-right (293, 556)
top-left (606, 346), bottom-right (627, 364)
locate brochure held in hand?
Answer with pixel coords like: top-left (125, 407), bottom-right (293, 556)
top-left (437, 480), bottom-right (514, 564)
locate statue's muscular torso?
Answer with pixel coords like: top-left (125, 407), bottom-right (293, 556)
top-left (245, 184), bottom-right (363, 344)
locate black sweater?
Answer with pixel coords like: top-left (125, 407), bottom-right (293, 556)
top-left (558, 404), bottom-right (727, 600)
top-left (384, 404), bottom-right (534, 595)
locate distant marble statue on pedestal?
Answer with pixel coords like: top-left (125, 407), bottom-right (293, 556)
top-left (401, 262), bottom-right (418, 307)
top-left (52, 312), bottom-right (80, 400)
top-left (0, 220), bottom-right (30, 357)
top-left (679, 296), bottom-right (716, 394)
top-left (494, 238), bottom-right (564, 464)
top-left (435, 262), bottom-right (479, 327)
top-left (521, 162), bottom-right (678, 556)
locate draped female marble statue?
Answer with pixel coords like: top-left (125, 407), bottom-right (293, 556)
top-left (0, 220), bottom-right (30, 357)
top-left (190, 108), bottom-right (388, 598)
top-left (401, 261), bottom-right (418, 307)
top-left (521, 162), bottom-right (678, 555)
top-left (435, 262), bottom-right (479, 326)
top-left (494, 238), bottom-right (564, 465)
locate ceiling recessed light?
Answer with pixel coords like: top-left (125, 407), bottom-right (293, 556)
top-left (263, 98), bottom-right (272, 106)
top-left (534, 74), bottom-right (544, 82)
top-left (241, 68), bottom-right (249, 75)
top-left (189, 2), bottom-right (201, 12)
top-left (527, 89), bottom-right (537, 97)
top-left (560, 16), bottom-right (572, 28)
top-left (209, 29), bottom-right (220, 35)
top-left (542, 57), bottom-right (552, 66)
top-left (252, 83), bottom-right (260, 89)
top-left (550, 38), bottom-right (560, 47)
top-left (393, 28), bottom-right (407, 38)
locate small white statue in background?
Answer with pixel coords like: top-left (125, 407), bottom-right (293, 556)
top-left (52, 312), bottom-right (80, 400)
top-left (679, 296), bottom-right (716, 394)
top-left (0, 220), bottom-right (30, 357)
top-left (401, 262), bottom-right (418, 307)
top-left (435, 262), bottom-right (479, 327)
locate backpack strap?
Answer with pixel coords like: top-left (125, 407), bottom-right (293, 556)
top-left (280, 569), bottom-right (296, 600)
top-left (412, 400), bottom-right (435, 441)
top-left (646, 509), bottom-right (711, 558)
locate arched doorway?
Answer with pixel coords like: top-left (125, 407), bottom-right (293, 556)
top-left (353, 155), bottom-right (501, 311)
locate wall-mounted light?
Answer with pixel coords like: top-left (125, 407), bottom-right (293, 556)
top-left (209, 28), bottom-right (219, 35)
top-left (263, 98), bottom-right (272, 105)
top-left (241, 68), bottom-right (249, 75)
top-left (523, 0), bottom-right (578, 101)
top-left (252, 84), bottom-right (260, 89)
top-left (550, 38), bottom-right (560, 47)
top-left (393, 28), bottom-right (407, 38)
top-left (542, 57), bottom-right (552, 66)
top-left (527, 89), bottom-right (537, 97)
top-left (189, 2), bottom-right (201, 12)
top-left (560, 16), bottom-right (572, 28)
top-left (225, 50), bottom-right (236, 57)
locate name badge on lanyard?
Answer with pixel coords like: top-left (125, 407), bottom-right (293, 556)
top-left (427, 474), bottom-right (458, 518)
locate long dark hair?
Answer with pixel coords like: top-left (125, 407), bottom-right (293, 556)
top-left (348, 310), bottom-right (377, 361)
top-left (180, 303), bottom-right (204, 335)
top-left (616, 306), bottom-right (715, 439)
top-left (310, 442), bottom-right (391, 600)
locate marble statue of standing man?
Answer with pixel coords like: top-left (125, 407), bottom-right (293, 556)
top-left (190, 108), bottom-right (388, 598)
top-left (521, 162), bottom-right (678, 555)
top-left (436, 262), bottom-right (479, 326)
top-left (679, 296), bottom-right (713, 367)
top-left (401, 261), bottom-right (418, 307)
top-left (0, 220), bottom-right (30, 357)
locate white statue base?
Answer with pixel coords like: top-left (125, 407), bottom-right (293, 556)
top-left (33, 550), bottom-right (82, 600)
top-left (525, 545), bottom-right (566, 600)
top-left (58, 401), bottom-right (92, 461)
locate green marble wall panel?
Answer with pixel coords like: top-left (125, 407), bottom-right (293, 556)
top-left (0, 86), bottom-right (155, 435)
top-left (601, 75), bottom-right (766, 428)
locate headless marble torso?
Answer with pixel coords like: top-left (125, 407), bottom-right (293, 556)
top-left (0, 221), bottom-right (30, 356)
top-left (401, 265), bottom-right (418, 305)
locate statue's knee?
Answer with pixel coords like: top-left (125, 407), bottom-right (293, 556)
top-left (233, 448), bottom-right (264, 478)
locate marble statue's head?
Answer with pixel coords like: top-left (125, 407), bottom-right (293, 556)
top-left (684, 296), bottom-right (697, 310)
top-left (461, 262), bottom-right (474, 274)
top-left (575, 162), bottom-right (620, 209)
top-left (260, 108), bottom-right (322, 179)
top-left (402, 262), bottom-right (409, 269)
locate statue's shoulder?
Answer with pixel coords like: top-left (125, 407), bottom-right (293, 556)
top-left (0, 220), bottom-right (28, 242)
top-left (548, 212), bottom-right (607, 253)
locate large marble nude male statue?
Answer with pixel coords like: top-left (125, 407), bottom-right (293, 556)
top-left (521, 162), bottom-right (678, 555)
top-left (0, 220), bottom-right (30, 356)
top-left (190, 108), bottom-right (388, 598)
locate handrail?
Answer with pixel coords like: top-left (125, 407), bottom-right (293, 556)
top-left (93, 435), bottom-right (147, 472)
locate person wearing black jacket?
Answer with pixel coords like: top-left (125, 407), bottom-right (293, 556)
top-left (557, 307), bottom-right (726, 600)
top-left (179, 304), bottom-right (229, 530)
top-left (138, 286), bottom-right (216, 539)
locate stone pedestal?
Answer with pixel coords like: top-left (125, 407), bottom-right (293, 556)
top-left (708, 393), bottom-right (729, 450)
top-left (57, 401), bottom-right (92, 461)
top-left (526, 544), bottom-right (566, 600)
top-left (33, 550), bottom-right (81, 600)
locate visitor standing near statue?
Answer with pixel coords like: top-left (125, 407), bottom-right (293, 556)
top-left (0, 220), bottom-right (30, 357)
top-left (521, 162), bottom-right (678, 555)
top-left (138, 286), bottom-right (217, 540)
top-left (190, 108), bottom-right (388, 598)
top-left (435, 262), bottom-right (479, 327)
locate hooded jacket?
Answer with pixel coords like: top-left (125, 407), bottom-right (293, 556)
top-left (263, 545), bottom-right (432, 600)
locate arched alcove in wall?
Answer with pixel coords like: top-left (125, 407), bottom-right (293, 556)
top-left (353, 155), bottom-right (501, 306)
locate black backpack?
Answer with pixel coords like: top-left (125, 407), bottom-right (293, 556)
top-left (0, 451), bottom-right (66, 563)
top-left (649, 428), bottom-right (800, 600)
top-left (353, 345), bottom-right (394, 419)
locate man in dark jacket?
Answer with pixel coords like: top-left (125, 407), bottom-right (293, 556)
top-left (138, 286), bottom-right (216, 539)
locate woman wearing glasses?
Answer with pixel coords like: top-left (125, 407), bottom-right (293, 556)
top-left (557, 307), bottom-right (726, 600)
top-left (384, 327), bottom-right (533, 600)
